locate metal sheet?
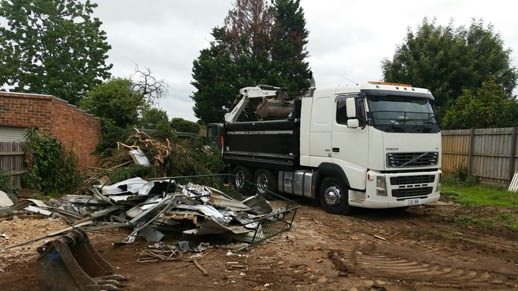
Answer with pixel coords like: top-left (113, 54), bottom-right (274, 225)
top-left (24, 205), bottom-right (51, 216)
top-left (129, 149), bottom-right (151, 167)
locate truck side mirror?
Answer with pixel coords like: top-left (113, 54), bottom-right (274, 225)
top-left (347, 119), bottom-right (359, 128)
top-left (346, 98), bottom-right (356, 118)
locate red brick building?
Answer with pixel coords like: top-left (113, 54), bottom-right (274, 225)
top-left (0, 92), bottom-right (101, 169)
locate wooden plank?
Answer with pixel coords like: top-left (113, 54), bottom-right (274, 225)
top-left (440, 128), bottom-right (518, 186)
top-left (0, 152), bottom-right (24, 156)
top-left (467, 128), bottom-right (475, 176)
top-left (0, 141), bottom-right (24, 188)
top-left (509, 127), bottom-right (517, 186)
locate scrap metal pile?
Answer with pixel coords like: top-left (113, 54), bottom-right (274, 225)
top-left (59, 176), bottom-right (277, 245)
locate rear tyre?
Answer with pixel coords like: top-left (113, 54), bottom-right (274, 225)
top-left (233, 166), bottom-right (253, 192)
top-left (254, 169), bottom-right (277, 199)
top-left (319, 177), bottom-right (351, 215)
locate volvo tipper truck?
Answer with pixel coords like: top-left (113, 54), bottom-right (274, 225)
top-left (208, 81), bottom-right (442, 214)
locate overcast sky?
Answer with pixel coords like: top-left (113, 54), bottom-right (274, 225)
top-left (91, 0), bottom-right (518, 121)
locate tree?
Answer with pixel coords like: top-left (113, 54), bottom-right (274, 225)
top-left (442, 78), bottom-right (518, 129)
top-left (138, 107), bottom-right (173, 141)
top-left (191, 0), bottom-right (312, 123)
top-left (382, 19), bottom-right (517, 112)
top-left (80, 78), bottom-right (144, 128)
top-left (0, 0), bottom-right (112, 104)
top-left (269, 0), bottom-right (311, 97)
top-left (140, 107), bottom-right (170, 129)
top-left (131, 67), bottom-right (168, 105)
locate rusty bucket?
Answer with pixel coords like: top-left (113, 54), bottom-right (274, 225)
top-left (36, 229), bottom-right (126, 291)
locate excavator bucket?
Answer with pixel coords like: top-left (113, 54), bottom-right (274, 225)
top-left (36, 229), bottom-right (127, 291)
top-left (256, 98), bottom-right (294, 118)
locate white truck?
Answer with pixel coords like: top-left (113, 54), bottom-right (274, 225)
top-left (208, 81), bottom-right (441, 214)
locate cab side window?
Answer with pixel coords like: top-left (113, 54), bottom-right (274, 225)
top-left (336, 98), bottom-right (347, 125)
top-left (336, 95), bottom-right (366, 127)
top-left (356, 98), bottom-right (366, 126)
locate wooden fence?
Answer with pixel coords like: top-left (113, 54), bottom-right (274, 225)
top-left (442, 127), bottom-right (518, 186)
top-left (0, 142), bottom-right (24, 189)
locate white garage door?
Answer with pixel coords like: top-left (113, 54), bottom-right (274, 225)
top-left (0, 127), bottom-right (26, 142)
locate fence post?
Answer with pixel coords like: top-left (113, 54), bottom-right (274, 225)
top-left (509, 127), bottom-right (518, 185)
top-left (467, 128), bottom-right (475, 176)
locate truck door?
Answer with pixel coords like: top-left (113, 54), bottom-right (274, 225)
top-left (309, 96), bottom-right (333, 157)
top-left (332, 95), bottom-right (369, 169)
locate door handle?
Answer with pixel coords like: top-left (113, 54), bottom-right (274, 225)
top-left (332, 147), bottom-right (340, 153)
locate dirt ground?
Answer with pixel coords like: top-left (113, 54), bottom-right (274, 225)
top-left (1, 199), bottom-right (517, 291)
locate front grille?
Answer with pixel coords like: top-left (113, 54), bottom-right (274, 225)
top-left (387, 152), bottom-right (438, 168)
top-left (392, 187), bottom-right (433, 198)
top-left (390, 175), bottom-right (435, 185)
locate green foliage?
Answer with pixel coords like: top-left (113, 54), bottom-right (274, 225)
top-left (108, 165), bottom-right (154, 184)
top-left (442, 78), bottom-right (518, 129)
top-left (140, 107), bottom-right (169, 129)
top-left (0, 168), bottom-right (15, 194)
top-left (191, 0), bottom-right (312, 123)
top-left (269, 0), bottom-right (311, 97)
top-left (95, 119), bottom-right (134, 156)
top-left (442, 167), bottom-right (479, 187)
top-left (139, 107), bottom-right (174, 141)
top-left (382, 19), bottom-right (517, 115)
top-left (0, 0), bottom-right (112, 104)
top-left (453, 214), bottom-right (518, 231)
top-left (81, 78), bottom-right (144, 128)
top-left (188, 137), bottom-right (223, 174)
top-left (441, 183), bottom-right (518, 208)
top-left (22, 129), bottom-right (82, 195)
top-left (167, 137), bottom-right (222, 177)
top-left (171, 118), bottom-right (200, 134)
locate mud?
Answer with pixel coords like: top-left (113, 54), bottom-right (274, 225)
top-left (0, 200), bottom-right (517, 291)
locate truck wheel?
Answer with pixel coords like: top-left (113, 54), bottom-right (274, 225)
top-left (233, 166), bottom-right (252, 192)
top-left (254, 169), bottom-right (277, 199)
top-left (319, 177), bottom-right (351, 215)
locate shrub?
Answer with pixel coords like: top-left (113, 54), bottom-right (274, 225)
top-left (443, 167), bottom-right (479, 187)
top-left (22, 129), bottom-right (82, 195)
top-left (171, 118), bottom-right (200, 134)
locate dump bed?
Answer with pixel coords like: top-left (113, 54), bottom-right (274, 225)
top-left (223, 119), bottom-right (300, 171)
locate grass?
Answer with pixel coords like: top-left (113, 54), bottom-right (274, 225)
top-left (441, 183), bottom-right (518, 208)
top-left (441, 180), bottom-right (518, 231)
top-left (453, 213), bottom-right (518, 231)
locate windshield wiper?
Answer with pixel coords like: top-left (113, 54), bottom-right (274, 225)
top-left (388, 121), bottom-right (404, 132)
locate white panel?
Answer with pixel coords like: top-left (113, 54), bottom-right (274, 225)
top-left (299, 98), bottom-right (313, 164)
top-left (509, 172), bottom-right (518, 192)
top-left (309, 97), bottom-right (332, 157)
top-left (0, 127), bottom-right (26, 142)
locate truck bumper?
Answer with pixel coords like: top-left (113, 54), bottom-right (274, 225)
top-left (348, 169), bottom-right (441, 209)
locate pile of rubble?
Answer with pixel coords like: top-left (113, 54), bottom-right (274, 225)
top-left (62, 177), bottom-right (275, 244)
top-left (1, 177), bottom-right (280, 250)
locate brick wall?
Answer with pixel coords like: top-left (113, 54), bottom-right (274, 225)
top-left (0, 92), bottom-right (101, 169)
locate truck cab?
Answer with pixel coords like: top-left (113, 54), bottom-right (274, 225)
top-left (299, 82), bottom-right (441, 213)
top-left (218, 82), bottom-right (441, 214)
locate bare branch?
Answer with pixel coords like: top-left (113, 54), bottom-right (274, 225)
top-left (131, 66), bottom-right (168, 104)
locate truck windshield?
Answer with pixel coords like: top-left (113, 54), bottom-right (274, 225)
top-left (366, 95), bottom-right (440, 133)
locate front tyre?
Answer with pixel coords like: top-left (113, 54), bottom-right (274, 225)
top-left (319, 177), bottom-right (351, 215)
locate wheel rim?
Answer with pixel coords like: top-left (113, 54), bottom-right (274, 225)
top-left (256, 174), bottom-right (268, 194)
top-left (235, 170), bottom-right (245, 188)
top-left (324, 185), bottom-right (342, 206)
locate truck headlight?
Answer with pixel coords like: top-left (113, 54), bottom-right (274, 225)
top-left (376, 176), bottom-right (387, 196)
